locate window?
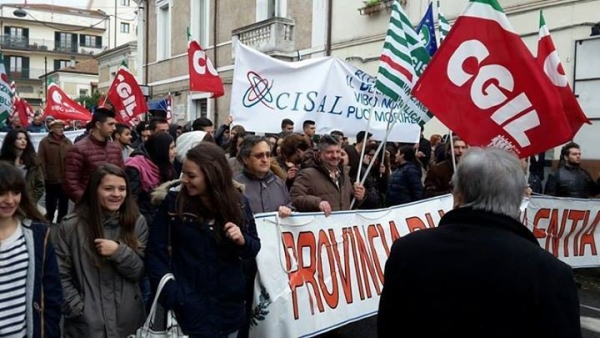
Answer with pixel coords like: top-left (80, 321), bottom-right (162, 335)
top-left (156, 2), bottom-right (171, 60)
top-left (190, 0), bottom-right (209, 47)
top-left (120, 22), bottom-right (130, 33)
top-left (4, 56), bottom-right (29, 79)
top-left (256, 0), bottom-right (279, 21)
top-left (4, 26), bottom-right (28, 47)
top-left (55, 32), bottom-right (77, 52)
top-left (79, 89), bottom-right (89, 97)
top-left (120, 0), bottom-right (130, 5)
top-left (9, 56), bottom-right (23, 72)
top-left (79, 34), bottom-right (102, 48)
top-left (192, 98), bottom-right (208, 119)
top-left (54, 59), bottom-right (70, 70)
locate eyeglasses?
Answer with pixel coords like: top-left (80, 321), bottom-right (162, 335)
top-left (251, 152), bottom-right (272, 159)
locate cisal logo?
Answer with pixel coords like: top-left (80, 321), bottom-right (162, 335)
top-left (242, 71), bottom-right (344, 114)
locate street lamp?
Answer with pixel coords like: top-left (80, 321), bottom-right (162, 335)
top-left (13, 8), bottom-right (27, 18)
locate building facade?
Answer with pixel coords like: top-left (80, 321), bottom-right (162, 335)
top-left (96, 41), bottom-right (138, 93)
top-left (0, 4), bottom-right (108, 106)
top-left (88, 0), bottom-right (139, 50)
top-left (141, 0), bottom-right (600, 164)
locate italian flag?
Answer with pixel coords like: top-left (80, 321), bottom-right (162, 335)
top-left (375, 0), bottom-right (432, 126)
top-left (537, 11), bottom-right (590, 138)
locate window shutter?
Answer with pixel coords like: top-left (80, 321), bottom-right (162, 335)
top-left (96, 36), bottom-right (102, 48)
top-left (53, 59), bottom-right (60, 70)
top-left (23, 28), bottom-right (28, 38)
top-left (80, 34), bottom-right (85, 46)
top-left (22, 57), bottom-right (29, 79)
top-left (4, 27), bottom-right (10, 35)
top-left (71, 34), bottom-right (78, 52)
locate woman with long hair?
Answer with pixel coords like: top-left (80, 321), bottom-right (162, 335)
top-left (0, 162), bottom-right (62, 338)
top-left (387, 145), bottom-right (425, 206)
top-left (54, 164), bottom-right (148, 337)
top-left (0, 128), bottom-right (45, 203)
top-left (125, 131), bottom-right (177, 225)
top-left (146, 142), bottom-right (261, 337)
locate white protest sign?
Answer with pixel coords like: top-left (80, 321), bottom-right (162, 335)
top-left (231, 42), bottom-right (421, 143)
top-left (250, 194), bottom-right (600, 337)
top-left (250, 195), bottom-right (453, 337)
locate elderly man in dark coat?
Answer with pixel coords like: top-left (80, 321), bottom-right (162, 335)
top-left (378, 147), bottom-right (581, 338)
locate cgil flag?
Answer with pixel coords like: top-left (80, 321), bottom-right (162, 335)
top-left (437, 1), bottom-right (451, 42)
top-left (375, 0), bottom-right (433, 126)
top-left (188, 29), bottom-right (224, 97)
top-left (0, 53), bottom-right (13, 127)
top-left (45, 83), bottom-right (92, 122)
top-left (106, 65), bottom-right (148, 126)
top-left (537, 11), bottom-right (590, 139)
top-left (411, 0), bottom-right (573, 159)
top-left (417, 2), bottom-right (438, 56)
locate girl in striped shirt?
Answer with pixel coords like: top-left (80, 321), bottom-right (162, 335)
top-left (0, 162), bottom-right (62, 338)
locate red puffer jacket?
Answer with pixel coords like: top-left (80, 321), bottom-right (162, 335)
top-left (63, 134), bottom-right (124, 202)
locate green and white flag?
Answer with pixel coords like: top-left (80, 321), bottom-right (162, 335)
top-left (0, 53), bottom-right (13, 127)
top-left (375, 0), bottom-right (432, 126)
top-left (437, 0), bottom-right (451, 41)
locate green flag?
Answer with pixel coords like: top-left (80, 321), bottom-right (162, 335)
top-left (437, 1), bottom-right (451, 42)
top-left (375, 0), bottom-right (432, 126)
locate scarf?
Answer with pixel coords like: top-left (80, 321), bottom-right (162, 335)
top-left (125, 156), bottom-right (161, 193)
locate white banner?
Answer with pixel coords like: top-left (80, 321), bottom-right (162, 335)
top-left (251, 194), bottom-right (600, 337)
top-left (231, 42), bottom-right (421, 143)
top-left (0, 130), bottom-right (85, 152)
top-left (524, 195), bottom-right (600, 268)
top-left (250, 195), bottom-right (453, 338)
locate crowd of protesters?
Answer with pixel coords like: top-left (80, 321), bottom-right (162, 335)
top-left (0, 106), bottom-right (594, 337)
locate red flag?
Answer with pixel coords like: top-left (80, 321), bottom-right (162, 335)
top-left (411, 0), bottom-right (571, 158)
top-left (166, 92), bottom-right (173, 123)
top-left (537, 11), bottom-right (590, 139)
top-left (188, 40), bottom-right (224, 97)
top-left (106, 67), bottom-right (148, 125)
top-left (45, 84), bottom-right (92, 122)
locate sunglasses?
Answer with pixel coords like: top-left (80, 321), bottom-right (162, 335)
top-left (251, 152), bottom-right (272, 159)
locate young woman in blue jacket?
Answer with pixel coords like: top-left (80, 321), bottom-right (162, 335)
top-left (146, 141), bottom-right (261, 338)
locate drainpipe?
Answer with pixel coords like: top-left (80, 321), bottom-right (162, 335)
top-left (144, 0), bottom-right (149, 86)
top-left (213, 0), bottom-right (219, 123)
top-left (325, 0), bottom-right (333, 56)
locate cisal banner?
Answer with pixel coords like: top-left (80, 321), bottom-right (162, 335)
top-left (230, 42), bottom-right (423, 143)
top-left (250, 195), bottom-right (600, 337)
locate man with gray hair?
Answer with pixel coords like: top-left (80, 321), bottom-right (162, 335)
top-left (378, 147), bottom-right (581, 338)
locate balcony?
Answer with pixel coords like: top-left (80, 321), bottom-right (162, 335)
top-left (0, 35), bottom-right (105, 55)
top-left (232, 17), bottom-right (295, 60)
top-left (5, 68), bottom-right (46, 82)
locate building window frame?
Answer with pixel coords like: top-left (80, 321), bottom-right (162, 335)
top-left (156, 0), bottom-right (172, 61)
top-left (120, 0), bottom-right (130, 5)
top-left (190, 0), bottom-right (209, 47)
top-left (120, 22), bottom-right (130, 33)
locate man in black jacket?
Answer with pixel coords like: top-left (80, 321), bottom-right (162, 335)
top-left (378, 147), bottom-right (581, 338)
top-left (544, 142), bottom-right (599, 198)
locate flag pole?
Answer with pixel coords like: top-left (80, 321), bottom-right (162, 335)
top-left (350, 104), bottom-right (398, 209)
top-left (356, 105), bottom-right (373, 184)
top-left (449, 129), bottom-right (457, 173)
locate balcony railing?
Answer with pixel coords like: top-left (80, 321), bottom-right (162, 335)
top-left (5, 68), bottom-right (46, 81)
top-left (0, 35), bottom-right (105, 55)
top-left (232, 17), bottom-right (295, 59)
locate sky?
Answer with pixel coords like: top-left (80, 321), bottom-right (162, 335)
top-left (0, 0), bottom-right (88, 9)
